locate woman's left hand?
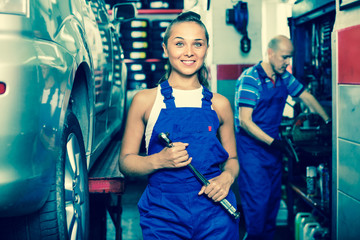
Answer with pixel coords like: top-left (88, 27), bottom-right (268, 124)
top-left (198, 171), bottom-right (234, 202)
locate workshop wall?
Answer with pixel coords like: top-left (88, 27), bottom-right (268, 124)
top-left (206, 0), bottom-right (294, 111)
top-left (332, 2), bottom-right (360, 239)
top-left (211, 0), bottom-right (262, 64)
top-left (262, 0), bottom-right (293, 57)
top-left (208, 0), bottom-right (262, 111)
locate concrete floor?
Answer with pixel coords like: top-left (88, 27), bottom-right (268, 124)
top-left (105, 176), bottom-right (293, 240)
top-left (104, 176), bottom-right (146, 240)
top-left (119, 177), bottom-right (146, 240)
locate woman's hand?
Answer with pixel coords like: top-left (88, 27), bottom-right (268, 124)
top-left (157, 142), bottom-right (192, 169)
top-left (198, 171), bottom-right (234, 202)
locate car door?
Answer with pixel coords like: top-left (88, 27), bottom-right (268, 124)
top-left (107, 18), bottom-right (127, 132)
top-left (89, 0), bottom-right (113, 147)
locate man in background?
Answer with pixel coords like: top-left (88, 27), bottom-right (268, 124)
top-left (234, 35), bottom-right (330, 239)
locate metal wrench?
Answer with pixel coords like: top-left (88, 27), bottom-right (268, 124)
top-left (158, 132), bottom-right (241, 219)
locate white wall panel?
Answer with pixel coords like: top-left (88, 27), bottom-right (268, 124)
top-left (338, 139), bottom-right (360, 201)
top-left (338, 192), bottom-right (360, 239)
top-left (211, 0), bottom-right (262, 64)
top-left (338, 85), bottom-right (360, 143)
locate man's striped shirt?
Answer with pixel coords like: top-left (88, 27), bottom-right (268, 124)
top-left (234, 61), bottom-right (305, 131)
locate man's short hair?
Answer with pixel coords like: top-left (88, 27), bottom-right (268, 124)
top-left (267, 35), bottom-right (291, 52)
top-left (268, 37), bottom-right (281, 51)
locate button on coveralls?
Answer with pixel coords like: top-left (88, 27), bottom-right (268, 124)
top-left (236, 64), bottom-right (288, 240)
top-left (138, 80), bottom-right (239, 240)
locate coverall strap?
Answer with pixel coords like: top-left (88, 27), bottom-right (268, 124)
top-left (201, 86), bottom-right (213, 109)
top-left (160, 80), bottom-right (176, 109)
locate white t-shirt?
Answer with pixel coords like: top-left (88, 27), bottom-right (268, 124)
top-left (145, 85), bottom-right (204, 152)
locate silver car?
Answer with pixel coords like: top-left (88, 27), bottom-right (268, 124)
top-left (0, 0), bottom-right (135, 239)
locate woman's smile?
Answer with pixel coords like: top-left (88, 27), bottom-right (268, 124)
top-left (181, 60), bottom-right (196, 65)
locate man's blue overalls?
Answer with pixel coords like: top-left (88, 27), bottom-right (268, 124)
top-left (138, 80), bottom-right (239, 240)
top-left (236, 63), bottom-right (288, 240)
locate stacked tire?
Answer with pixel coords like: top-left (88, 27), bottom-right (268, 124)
top-left (106, 0), bottom-right (143, 9)
top-left (120, 18), bottom-right (150, 90)
top-left (148, 60), bottom-right (168, 88)
top-left (149, 19), bottom-right (171, 59)
top-left (125, 62), bottom-right (150, 90)
top-left (147, 0), bottom-right (171, 9)
top-left (147, 0), bottom-right (184, 9)
top-left (120, 18), bottom-right (149, 60)
top-left (120, 18), bottom-right (172, 90)
top-left (105, 0), bottom-right (183, 10)
top-left (145, 20), bottom-right (170, 88)
top-left (116, 1), bottom-right (184, 90)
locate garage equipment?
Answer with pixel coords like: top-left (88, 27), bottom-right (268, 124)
top-left (158, 132), bottom-right (241, 219)
top-left (88, 137), bottom-right (125, 240)
top-left (226, 1), bottom-right (251, 53)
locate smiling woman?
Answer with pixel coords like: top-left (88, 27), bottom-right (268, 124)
top-left (162, 21), bottom-right (208, 86)
top-left (119, 11), bottom-right (240, 240)
top-left (160, 11), bottom-right (210, 88)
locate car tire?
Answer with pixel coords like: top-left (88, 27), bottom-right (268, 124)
top-left (0, 111), bottom-right (89, 240)
top-left (56, 111), bottom-right (89, 240)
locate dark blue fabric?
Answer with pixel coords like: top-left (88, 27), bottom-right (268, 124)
top-left (160, 80), bottom-right (176, 109)
top-left (234, 61), bottom-right (305, 131)
top-left (236, 64), bottom-right (288, 240)
top-left (250, 63), bottom-right (288, 139)
top-left (139, 80), bottom-right (239, 240)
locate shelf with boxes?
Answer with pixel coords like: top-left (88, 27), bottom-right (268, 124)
top-left (105, 1), bottom-right (184, 90)
top-left (107, 1), bottom-right (184, 111)
top-left (290, 174), bottom-right (330, 219)
top-left (286, 151), bottom-right (331, 240)
top-left (288, 149), bottom-right (331, 215)
top-left (282, 113), bottom-right (332, 240)
top-left (118, 5), bottom-right (183, 91)
top-left (120, 17), bottom-right (173, 90)
top-left (138, 9), bottom-right (183, 14)
top-left (106, 0), bottom-right (184, 10)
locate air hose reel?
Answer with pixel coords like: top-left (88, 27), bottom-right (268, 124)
top-left (226, 1), bottom-right (251, 53)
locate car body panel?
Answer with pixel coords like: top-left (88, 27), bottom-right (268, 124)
top-left (0, 35), bottom-right (74, 216)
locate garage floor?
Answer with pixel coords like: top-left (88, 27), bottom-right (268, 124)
top-left (119, 176), bottom-right (146, 240)
top-left (106, 177), bottom-right (293, 240)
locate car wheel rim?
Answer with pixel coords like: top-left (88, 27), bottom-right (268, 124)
top-left (64, 132), bottom-right (86, 240)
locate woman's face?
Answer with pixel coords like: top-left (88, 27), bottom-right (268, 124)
top-left (163, 21), bottom-right (208, 79)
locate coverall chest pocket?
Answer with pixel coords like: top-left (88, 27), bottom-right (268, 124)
top-left (172, 121), bottom-right (214, 142)
top-left (172, 121), bottom-right (222, 172)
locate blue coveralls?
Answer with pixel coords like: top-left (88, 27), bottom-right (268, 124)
top-left (138, 80), bottom-right (239, 240)
top-left (236, 64), bottom-right (288, 240)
